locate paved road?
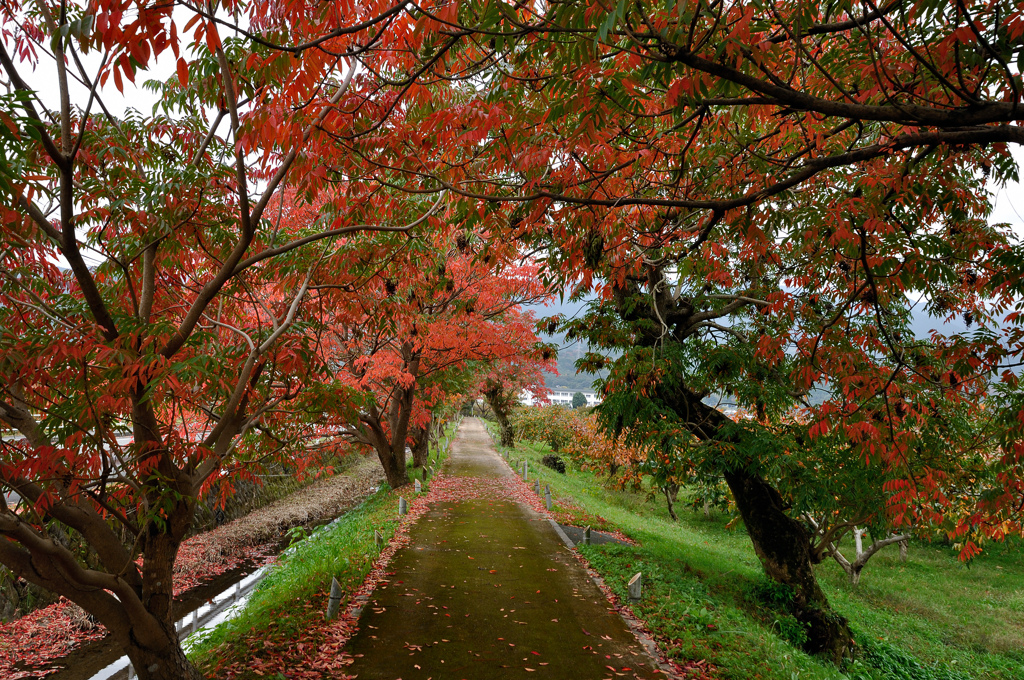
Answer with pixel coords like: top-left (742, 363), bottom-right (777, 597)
top-left (344, 418), bottom-right (660, 680)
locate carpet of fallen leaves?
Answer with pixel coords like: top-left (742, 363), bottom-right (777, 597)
top-left (0, 599), bottom-right (108, 679)
top-left (0, 457), bottom-right (383, 680)
top-left (0, 542), bottom-right (277, 680)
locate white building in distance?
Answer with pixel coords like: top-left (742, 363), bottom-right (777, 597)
top-left (519, 388), bottom-right (601, 408)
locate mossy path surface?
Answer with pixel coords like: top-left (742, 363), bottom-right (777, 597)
top-left (344, 418), bottom-right (661, 679)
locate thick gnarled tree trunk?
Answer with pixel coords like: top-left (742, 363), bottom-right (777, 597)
top-left (667, 386), bottom-right (853, 662)
top-left (723, 468), bottom-right (851, 660)
top-left (606, 274), bottom-right (852, 660)
top-left (0, 486), bottom-right (203, 680)
top-left (122, 515), bottom-right (203, 680)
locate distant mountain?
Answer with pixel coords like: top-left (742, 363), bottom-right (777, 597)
top-left (525, 297), bottom-right (607, 392)
top-left (545, 339), bottom-right (606, 392)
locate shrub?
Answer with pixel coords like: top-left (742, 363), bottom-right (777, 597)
top-left (744, 575), bottom-right (810, 647)
top-left (542, 454), bottom-right (566, 474)
top-left (510, 405), bottom-right (581, 452)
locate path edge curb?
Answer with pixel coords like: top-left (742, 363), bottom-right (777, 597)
top-left (546, 518), bottom-right (576, 549)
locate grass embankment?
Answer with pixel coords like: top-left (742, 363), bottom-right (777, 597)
top-left (187, 423), bottom-right (458, 677)
top-left (489, 427), bottom-right (1024, 680)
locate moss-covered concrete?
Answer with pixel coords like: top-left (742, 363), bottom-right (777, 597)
top-left (344, 419), bottom-right (660, 679)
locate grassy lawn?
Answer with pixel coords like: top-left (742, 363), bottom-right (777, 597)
top-left (489, 425), bottom-right (1024, 680)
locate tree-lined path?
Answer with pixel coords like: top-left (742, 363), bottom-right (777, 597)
top-left (344, 419), bottom-right (662, 679)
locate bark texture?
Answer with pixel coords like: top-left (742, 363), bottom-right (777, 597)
top-left (352, 344), bottom-right (420, 489)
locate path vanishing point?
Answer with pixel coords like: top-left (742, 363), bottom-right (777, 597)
top-left (344, 418), bottom-right (663, 679)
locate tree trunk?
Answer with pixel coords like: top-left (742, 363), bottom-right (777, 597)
top-left (662, 485), bottom-right (679, 521)
top-left (498, 417), bottom-right (514, 448)
top-left (661, 385), bottom-right (853, 662)
top-left (375, 445), bottom-right (410, 489)
top-left (411, 429), bottom-right (430, 468)
top-left (483, 385), bottom-right (515, 448)
top-left (608, 278), bottom-right (851, 662)
top-left (121, 501), bottom-right (204, 680)
top-left (723, 468), bottom-right (852, 661)
top-left (410, 417), bottom-right (432, 468)
top-left (122, 629), bottom-right (204, 680)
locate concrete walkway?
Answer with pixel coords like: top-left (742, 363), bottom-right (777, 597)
top-left (344, 418), bottom-right (660, 679)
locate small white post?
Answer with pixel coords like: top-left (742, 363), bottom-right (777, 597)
top-left (522, 461), bottom-right (528, 480)
top-left (375, 529), bottom-right (384, 549)
top-left (628, 572), bottom-right (642, 602)
top-left (414, 478), bottom-right (422, 494)
top-left (398, 497), bottom-right (408, 515)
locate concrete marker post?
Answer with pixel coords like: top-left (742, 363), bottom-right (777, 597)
top-left (628, 572), bottom-right (642, 602)
top-left (326, 576), bottom-right (344, 619)
top-left (375, 529), bottom-right (384, 549)
top-left (583, 525), bottom-right (591, 545)
top-left (533, 479), bottom-right (540, 495)
top-left (522, 460), bottom-right (528, 481)
top-left (545, 485), bottom-right (552, 511)
top-left (398, 497), bottom-right (408, 515)
top-left (414, 478), bottom-right (422, 493)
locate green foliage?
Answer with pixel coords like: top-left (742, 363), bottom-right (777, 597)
top-left (186, 489), bottom-right (401, 670)
top-left (746, 575), bottom-right (797, 611)
top-left (285, 525), bottom-right (309, 547)
top-left (744, 577), bottom-right (810, 647)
